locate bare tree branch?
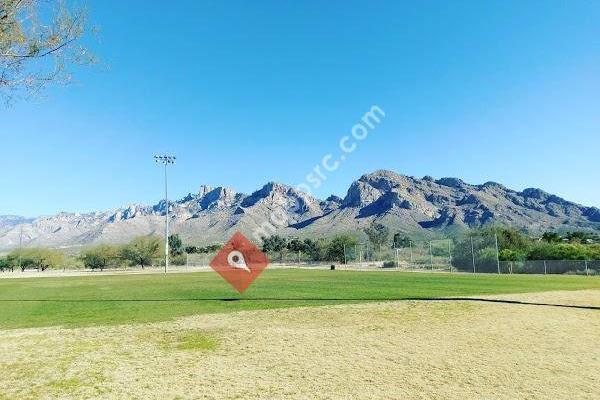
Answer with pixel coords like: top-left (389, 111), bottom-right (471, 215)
top-left (0, 0), bottom-right (95, 105)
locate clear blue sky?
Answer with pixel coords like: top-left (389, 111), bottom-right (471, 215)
top-left (1, 0), bottom-right (599, 217)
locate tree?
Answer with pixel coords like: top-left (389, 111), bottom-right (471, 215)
top-left (185, 245), bottom-right (199, 254)
top-left (326, 234), bottom-right (358, 263)
top-left (0, 256), bottom-right (10, 272)
top-left (364, 222), bottom-right (390, 248)
top-left (168, 234), bottom-right (184, 256)
top-left (493, 227), bottom-right (531, 260)
top-left (541, 232), bottom-right (562, 243)
top-left (565, 231), bottom-right (599, 244)
top-left (187, 244), bottom-right (223, 254)
top-left (81, 244), bottom-right (118, 270)
top-left (7, 247), bottom-right (64, 271)
top-left (121, 236), bottom-right (162, 269)
top-left (0, 0), bottom-right (95, 103)
top-left (303, 238), bottom-right (325, 261)
top-left (287, 238), bottom-right (307, 253)
top-left (393, 233), bottom-right (411, 248)
top-left (261, 235), bottom-right (287, 253)
top-left (202, 244), bottom-right (222, 253)
top-left (527, 242), bottom-right (590, 261)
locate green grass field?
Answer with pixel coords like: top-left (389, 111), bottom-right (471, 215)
top-left (0, 269), bottom-right (598, 329)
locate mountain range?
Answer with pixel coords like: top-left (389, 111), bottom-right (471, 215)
top-left (1, 170), bottom-right (599, 250)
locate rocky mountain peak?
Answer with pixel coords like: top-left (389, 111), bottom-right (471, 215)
top-left (111, 204), bottom-right (152, 222)
top-left (481, 181), bottom-right (506, 190)
top-left (242, 182), bottom-right (290, 207)
top-left (325, 195), bottom-right (343, 203)
top-left (342, 170), bottom-right (410, 208)
top-left (199, 185), bottom-right (214, 197)
top-left (521, 188), bottom-right (549, 200)
top-left (435, 177), bottom-right (467, 189)
top-left (241, 182), bottom-right (322, 216)
top-left (320, 195), bottom-right (343, 213)
top-left (197, 186), bottom-right (239, 210)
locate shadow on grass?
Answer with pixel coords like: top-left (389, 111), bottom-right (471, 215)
top-left (0, 297), bottom-right (597, 310)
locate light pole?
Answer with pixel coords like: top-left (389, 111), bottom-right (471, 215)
top-left (154, 154), bottom-right (176, 273)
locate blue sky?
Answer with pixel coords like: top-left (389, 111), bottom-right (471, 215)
top-left (1, 0), bottom-right (599, 217)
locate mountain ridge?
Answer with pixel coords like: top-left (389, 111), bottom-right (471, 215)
top-left (1, 169), bottom-right (598, 250)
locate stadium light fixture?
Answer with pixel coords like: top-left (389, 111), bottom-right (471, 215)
top-left (154, 154), bottom-right (176, 273)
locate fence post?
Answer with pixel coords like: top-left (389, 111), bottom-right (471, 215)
top-left (447, 239), bottom-right (452, 273)
top-left (343, 244), bottom-right (346, 265)
top-left (585, 260), bottom-right (589, 276)
top-left (409, 241), bottom-right (413, 265)
top-left (470, 235), bottom-right (476, 273)
top-left (494, 233), bottom-right (501, 274)
top-left (544, 260), bottom-right (547, 275)
top-left (429, 241), bottom-right (433, 270)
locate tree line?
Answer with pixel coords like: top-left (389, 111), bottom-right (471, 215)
top-left (1, 226), bottom-right (599, 272)
top-left (0, 234), bottom-right (224, 272)
top-left (260, 222), bottom-right (408, 263)
top-left (493, 228), bottom-right (600, 261)
top-left (1, 235), bottom-right (173, 272)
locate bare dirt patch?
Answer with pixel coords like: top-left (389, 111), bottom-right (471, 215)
top-left (0, 290), bottom-right (598, 399)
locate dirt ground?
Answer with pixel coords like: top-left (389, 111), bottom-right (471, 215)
top-left (0, 290), bottom-right (598, 400)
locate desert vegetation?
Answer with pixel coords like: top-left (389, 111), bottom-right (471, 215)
top-left (1, 227), bottom-right (599, 272)
top-left (0, 235), bottom-right (167, 271)
top-left (452, 227), bottom-right (600, 263)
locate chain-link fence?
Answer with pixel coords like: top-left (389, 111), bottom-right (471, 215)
top-left (251, 231), bottom-right (600, 275)
top-left (136, 247), bottom-right (600, 275)
top-left (343, 243), bottom-right (374, 265)
top-left (185, 252), bottom-right (217, 267)
top-left (500, 260), bottom-right (598, 275)
top-left (392, 240), bottom-right (452, 271)
top-left (450, 231), bottom-right (500, 273)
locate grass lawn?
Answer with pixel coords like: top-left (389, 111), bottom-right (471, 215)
top-left (0, 269), bottom-right (598, 329)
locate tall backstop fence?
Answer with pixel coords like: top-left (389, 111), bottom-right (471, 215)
top-left (393, 239), bottom-right (453, 271)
